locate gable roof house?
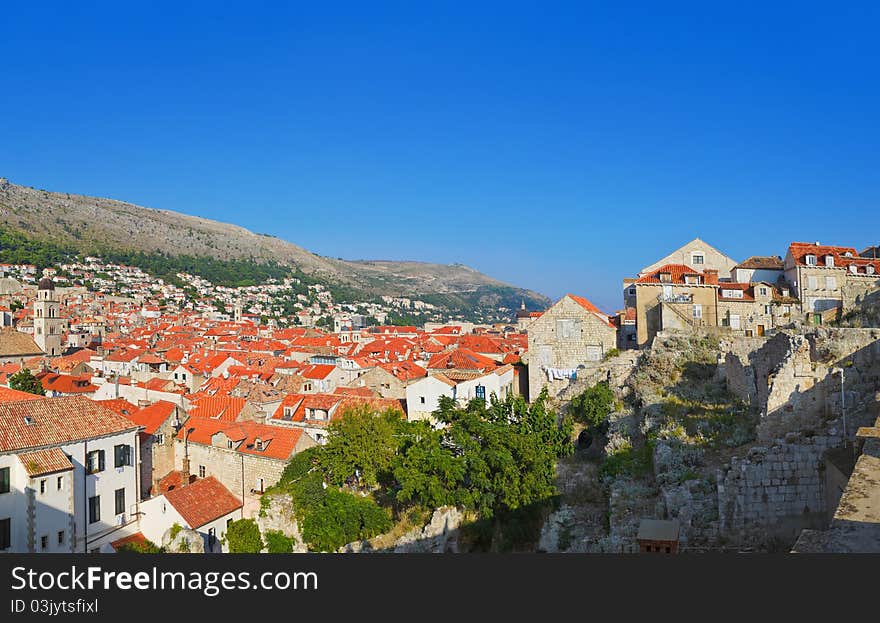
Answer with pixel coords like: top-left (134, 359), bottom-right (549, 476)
top-left (0, 396), bottom-right (142, 553)
top-left (784, 242), bottom-right (880, 319)
top-left (526, 294), bottom-right (617, 399)
top-left (633, 264), bottom-right (720, 348)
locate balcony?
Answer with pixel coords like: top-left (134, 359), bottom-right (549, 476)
top-left (657, 293), bottom-right (693, 304)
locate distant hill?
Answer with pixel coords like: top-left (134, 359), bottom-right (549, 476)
top-left (0, 178), bottom-right (550, 318)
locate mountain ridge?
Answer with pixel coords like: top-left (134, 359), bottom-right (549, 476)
top-left (0, 177), bottom-right (550, 316)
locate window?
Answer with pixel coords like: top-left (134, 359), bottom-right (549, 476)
top-left (807, 276), bottom-right (818, 290)
top-left (825, 255), bottom-right (834, 267)
top-left (57, 476), bottom-right (63, 491)
top-left (255, 440), bottom-right (263, 451)
top-left (41, 535), bottom-right (48, 550)
top-left (198, 465), bottom-right (206, 478)
top-left (39, 479), bottom-right (46, 494)
top-left (826, 276), bottom-right (837, 290)
top-left (86, 450), bottom-right (105, 474)
top-left (759, 287), bottom-right (768, 296)
top-left (692, 305), bottom-right (702, 319)
top-left (156, 433), bottom-right (164, 445)
top-left (556, 319), bottom-right (577, 339)
top-left (114, 444), bottom-right (131, 468)
top-left (0, 518), bottom-right (9, 550)
top-left (0, 467), bottom-right (8, 494)
top-left (114, 488), bottom-right (125, 516)
top-left (88, 495), bottom-right (100, 524)
top-left (730, 314), bottom-right (741, 330)
top-left (764, 305), bottom-right (772, 315)
top-left (57, 530), bottom-right (65, 546)
top-left (475, 385), bottom-right (486, 401)
top-left (692, 254), bottom-right (704, 265)
top-left (722, 289), bottom-right (743, 298)
top-left (627, 287), bottom-right (636, 296)
top-left (659, 273), bottom-right (672, 283)
top-left (868, 265), bottom-right (876, 275)
top-left (419, 396), bottom-right (426, 404)
top-left (805, 255), bottom-right (816, 266)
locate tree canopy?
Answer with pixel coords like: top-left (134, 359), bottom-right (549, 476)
top-left (9, 368), bottom-right (45, 396)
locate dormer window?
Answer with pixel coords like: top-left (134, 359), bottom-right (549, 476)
top-left (805, 255), bottom-right (817, 266)
top-left (868, 265), bottom-right (876, 275)
top-left (844, 252), bottom-right (853, 257)
top-left (255, 439), bottom-right (263, 451)
top-left (825, 255), bottom-right (834, 267)
top-left (850, 265), bottom-right (858, 274)
top-left (684, 276), bottom-right (701, 285)
top-left (659, 273), bottom-right (672, 283)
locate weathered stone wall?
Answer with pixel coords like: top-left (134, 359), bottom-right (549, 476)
top-left (842, 274), bottom-right (880, 309)
top-left (527, 296), bottom-right (617, 400)
top-left (717, 427), bottom-right (843, 542)
top-left (174, 440), bottom-right (287, 515)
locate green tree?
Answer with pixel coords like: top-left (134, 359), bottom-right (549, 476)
top-left (264, 530), bottom-right (295, 553)
top-left (569, 382), bottom-right (614, 429)
top-left (224, 519), bottom-right (264, 553)
top-left (9, 368), bottom-right (45, 396)
top-left (298, 488), bottom-right (391, 552)
top-left (392, 420), bottom-right (465, 509)
top-left (319, 405), bottom-right (404, 487)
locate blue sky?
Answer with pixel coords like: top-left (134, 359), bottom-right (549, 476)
top-left (1, 2), bottom-right (878, 312)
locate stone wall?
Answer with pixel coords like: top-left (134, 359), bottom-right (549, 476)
top-left (175, 440), bottom-right (287, 516)
top-left (527, 296), bottom-right (617, 400)
top-left (716, 427), bottom-right (843, 542)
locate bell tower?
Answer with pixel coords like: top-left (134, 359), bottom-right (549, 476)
top-left (34, 277), bottom-right (63, 357)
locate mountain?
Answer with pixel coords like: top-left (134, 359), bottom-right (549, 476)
top-left (0, 178), bottom-right (550, 318)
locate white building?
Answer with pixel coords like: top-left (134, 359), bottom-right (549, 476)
top-left (0, 396), bottom-right (142, 553)
top-left (137, 476), bottom-right (242, 553)
top-left (405, 365), bottom-right (515, 423)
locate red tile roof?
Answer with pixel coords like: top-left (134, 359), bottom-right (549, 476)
top-left (128, 400), bottom-right (178, 435)
top-left (0, 396), bottom-right (141, 452)
top-left (188, 395), bottom-right (246, 421)
top-left (164, 476), bottom-right (242, 528)
top-left (177, 417), bottom-right (307, 461)
top-left (18, 447), bottom-right (74, 476)
top-left (427, 348), bottom-right (497, 372)
top-left (0, 386), bottom-right (42, 403)
top-left (38, 372), bottom-right (98, 394)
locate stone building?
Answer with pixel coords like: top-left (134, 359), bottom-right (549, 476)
top-left (526, 294), bottom-right (617, 399)
top-left (633, 265), bottom-right (719, 348)
top-left (637, 238), bottom-right (738, 281)
top-left (784, 242), bottom-right (880, 320)
top-left (174, 417), bottom-right (315, 517)
top-left (716, 282), bottom-right (797, 337)
top-left (731, 256), bottom-right (784, 284)
top-left (33, 278), bottom-right (63, 357)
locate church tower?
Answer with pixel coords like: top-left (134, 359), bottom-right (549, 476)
top-left (34, 277), bottom-right (63, 357)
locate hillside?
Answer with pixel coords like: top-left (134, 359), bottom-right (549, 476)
top-left (0, 178), bottom-right (550, 317)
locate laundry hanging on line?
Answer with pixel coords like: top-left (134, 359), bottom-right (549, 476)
top-left (545, 367), bottom-right (578, 381)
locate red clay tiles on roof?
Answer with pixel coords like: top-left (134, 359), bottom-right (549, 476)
top-left (427, 348), bottom-right (498, 372)
top-left (188, 395), bottom-right (246, 421)
top-left (0, 396), bottom-right (141, 452)
top-left (128, 400), bottom-right (178, 435)
top-left (0, 386), bottom-right (42, 403)
top-left (176, 416), bottom-right (306, 460)
top-left (18, 447), bottom-right (74, 476)
top-left (164, 476), bottom-right (242, 528)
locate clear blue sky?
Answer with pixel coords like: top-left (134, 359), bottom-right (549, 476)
top-left (2, 2), bottom-right (878, 312)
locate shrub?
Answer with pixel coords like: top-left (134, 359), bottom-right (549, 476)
top-left (225, 519), bottom-right (264, 553)
top-left (569, 382), bottom-right (615, 429)
top-left (264, 530), bottom-right (295, 553)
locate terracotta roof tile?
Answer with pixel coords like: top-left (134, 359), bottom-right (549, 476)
top-left (164, 476), bottom-right (242, 528)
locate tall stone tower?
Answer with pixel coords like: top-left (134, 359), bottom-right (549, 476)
top-left (233, 300), bottom-right (243, 323)
top-left (34, 277), bottom-right (63, 357)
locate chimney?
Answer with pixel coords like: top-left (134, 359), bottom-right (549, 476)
top-left (180, 457), bottom-right (191, 487)
top-left (254, 410), bottom-right (267, 425)
top-left (703, 269), bottom-right (719, 286)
